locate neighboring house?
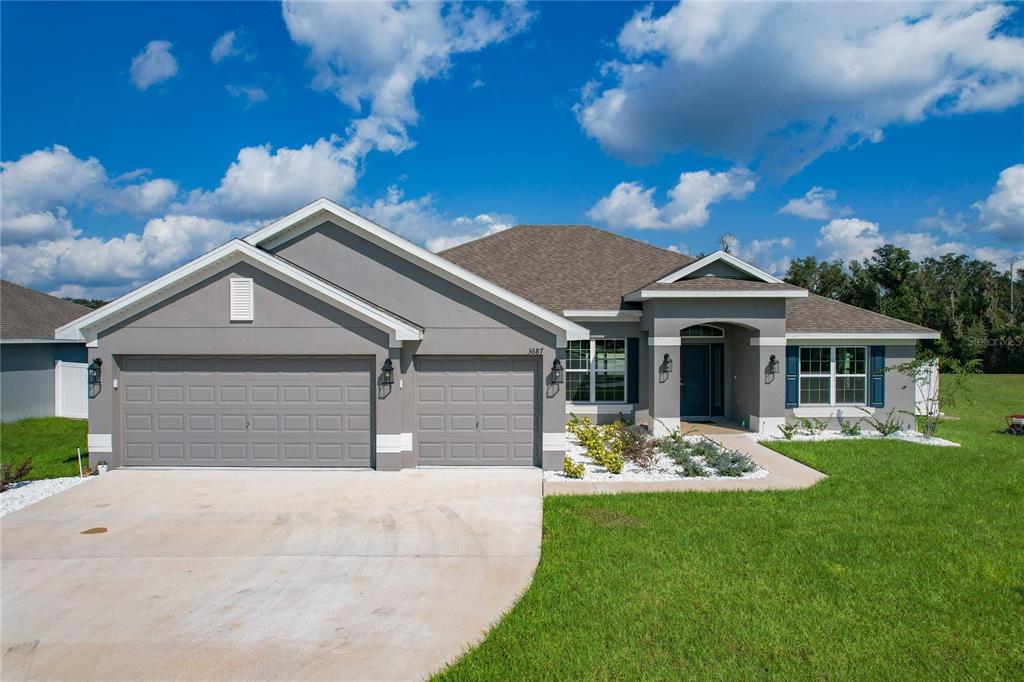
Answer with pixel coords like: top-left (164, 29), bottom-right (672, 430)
top-left (56, 199), bottom-right (939, 471)
top-left (1, 280), bottom-right (91, 422)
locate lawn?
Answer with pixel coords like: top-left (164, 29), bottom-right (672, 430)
top-left (438, 375), bottom-right (1023, 680)
top-left (0, 417), bottom-right (88, 480)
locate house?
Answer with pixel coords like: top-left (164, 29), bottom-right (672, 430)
top-left (56, 199), bottom-right (939, 471)
top-left (1, 280), bottom-right (91, 422)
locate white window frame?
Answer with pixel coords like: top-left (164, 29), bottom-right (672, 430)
top-left (799, 346), bottom-right (868, 406)
top-left (565, 338), bottom-right (628, 404)
top-left (680, 324), bottom-right (725, 339)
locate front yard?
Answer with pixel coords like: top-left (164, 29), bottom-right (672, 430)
top-left (438, 374), bottom-right (1023, 679)
top-left (0, 417), bottom-right (87, 481)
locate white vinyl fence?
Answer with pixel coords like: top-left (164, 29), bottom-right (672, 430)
top-left (915, 359), bottom-right (940, 416)
top-left (55, 360), bottom-right (88, 419)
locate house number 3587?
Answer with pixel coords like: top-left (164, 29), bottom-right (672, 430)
top-left (527, 347), bottom-right (544, 355)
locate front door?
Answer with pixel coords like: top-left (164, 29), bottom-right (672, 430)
top-left (680, 344), bottom-right (710, 416)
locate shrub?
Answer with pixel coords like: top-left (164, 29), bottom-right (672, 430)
top-left (861, 408), bottom-right (902, 436)
top-left (777, 422), bottom-right (800, 440)
top-left (0, 457), bottom-right (33, 492)
top-left (838, 417), bottom-right (863, 437)
top-left (675, 455), bottom-right (708, 477)
top-left (617, 422), bottom-right (658, 469)
top-left (798, 416), bottom-right (829, 435)
top-left (562, 456), bottom-right (585, 479)
top-left (602, 451), bottom-right (624, 474)
top-left (687, 438), bottom-right (721, 461)
top-left (659, 434), bottom-right (690, 462)
top-left (702, 448), bottom-right (757, 477)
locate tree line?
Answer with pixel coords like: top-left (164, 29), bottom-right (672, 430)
top-left (784, 245), bottom-right (1023, 373)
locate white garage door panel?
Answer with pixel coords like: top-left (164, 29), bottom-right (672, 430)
top-left (415, 356), bottom-right (537, 466)
top-left (121, 355), bottom-right (372, 467)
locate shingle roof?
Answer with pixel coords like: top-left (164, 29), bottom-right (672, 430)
top-left (1, 280), bottom-right (92, 339)
top-left (786, 294), bottom-right (938, 335)
top-left (440, 225), bottom-right (692, 312)
top-left (636, 277), bottom-right (807, 293)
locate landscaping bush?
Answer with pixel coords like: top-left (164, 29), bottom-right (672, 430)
top-left (616, 422), bottom-right (658, 469)
top-left (798, 416), bottom-right (829, 435)
top-left (562, 456), bottom-right (585, 479)
top-left (861, 408), bottom-right (902, 436)
top-left (777, 422), bottom-right (799, 440)
top-left (1, 457), bottom-right (34, 492)
top-left (702, 447), bottom-right (757, 477)
top-left (839, 417), bottom-right (863, 437)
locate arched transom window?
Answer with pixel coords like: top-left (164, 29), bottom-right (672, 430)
top-left (680, 324), bottom-right (724, 338)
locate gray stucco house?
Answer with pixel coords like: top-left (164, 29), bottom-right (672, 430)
top-left (1, 280), bottom-right (90, 422)
top-left (56, 199), bottom-right (939, 471)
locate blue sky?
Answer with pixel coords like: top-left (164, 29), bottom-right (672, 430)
top-left (1, 1), bottom-right (1022, 298)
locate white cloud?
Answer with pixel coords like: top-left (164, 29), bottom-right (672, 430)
top-left (211, 29), bottom-right (255, 64)
top-left (818, 217), bottom-right (968, 263)
top-left (974, 164), bottom-right (1024, 242)
top-left (130, 40), bottom-right (179, 91)
top-left (1, 145), bottom-right (178, 244)
top-left (226, 84), bottom-right (268, 108)
top-left (577, 3), bottom-right (1024, 176)
top-left (973, 246), bottom-right (1023, 271)
top-left (358, 185), bottom-right (515, 251)
top-left (917, 208), bottom-right (968, 236)
top-left (175, 138), bottom-right (357, 221)
top-left (282, 1), bottom-right (532, 160)
top-left (778, 187), bottom-right (852, 220)
top-left (736, 236), bottom-right (794, 276)
top-left (588, 167), bottom-right (755, 230)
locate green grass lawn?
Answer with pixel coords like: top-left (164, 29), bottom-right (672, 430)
top-left (438, 375), bottom-right (1023, 680)
top-left (0, 417), bottom-right (88, 480)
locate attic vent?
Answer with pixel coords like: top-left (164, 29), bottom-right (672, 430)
top-left (229, 278), bottom-right (254, 321)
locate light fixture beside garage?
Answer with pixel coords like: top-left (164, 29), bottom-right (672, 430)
top-left (381, 358), bottom-right (395, 385)
top-left (88, 358), bottom-right (102, 387)
top-left (551, 358), bottom-right (564, 384)
top-left (660, 353), bottom-right (673, 374)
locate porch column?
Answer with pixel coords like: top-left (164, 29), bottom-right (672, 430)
top-left (752, 339), bottom-right (787, 435)
top-left (541, 345), bottom-right (567, 470)
top-left (374, 345), bottom-right (405, 471)
top-left (649, 339), bottom-right (680, 437)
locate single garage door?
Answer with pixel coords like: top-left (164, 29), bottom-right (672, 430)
top-left (121, 355), bottom-right (372, 467)
top-left (415, 356), bottom-right (537, 466)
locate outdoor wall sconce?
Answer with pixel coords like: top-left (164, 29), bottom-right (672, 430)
top-left (767, 354), bottom-right (780, 377)
top-left (660, 353), bottom-right (673, 374)
top-left (551, 358), bottom-right (564, 384)
top-left (380, 358), bottom-right (394, 385)
top-left (87, 358), bottom-right (102, 387)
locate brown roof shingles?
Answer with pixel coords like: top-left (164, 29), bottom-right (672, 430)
top-left (786, 293), bottom-right (938, 335)
top-left (1, 280), bottom-right (92, 339)
top-left (441, 225), bottom-right (692, 312)
top-left (637, 277), bottom-right (806, 293)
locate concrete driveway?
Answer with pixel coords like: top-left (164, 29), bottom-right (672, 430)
top-left (1, 468), bottom-right (542, 680)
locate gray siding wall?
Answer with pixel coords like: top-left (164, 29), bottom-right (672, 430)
top-left (679, 260), bottom-right (756, 280)
top-left (1, 343), bottom-right (87, 422)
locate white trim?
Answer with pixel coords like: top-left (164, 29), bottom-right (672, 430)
top-left (750, 336), bottom-right (786, 346)
top-left (55, 240), bottom-right (424, 344)
top-left (566, 402), bottom-right (635, 416)
top-left (649, 336), bottom-right (680, 346)
top-left (786, 332), bottom-right (937, 341)
top-left (797, 345), bottom-right (868, 408)
top-left (0, 338), bottom-right (85, 345)
top-left (566, 338), bottom-right (628, 403)
top-left (656, 250), bottom-right (784, 284)
top-left (750, 416), bottom-right (786, 435)
top-left (563, 309), bottom-right (643, 322)
top-left (652, 417), bottom-right (679, 437)
top-left (376, 433), bottom-right (412, 454)
top-left (542, 432), bottom-right (568, 451)
top-left (87, 433), bottom-right (112, 453)
top-left (86, 339), bottom-right (99, 348)
top-left (242, 198), bottom-right (589, 341)
top-left (625, 289), bottom-right (807, 301)
top-left (793, 406), bottom-right (875, 418)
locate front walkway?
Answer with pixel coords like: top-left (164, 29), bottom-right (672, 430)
top-left (2, 468), bottom-right (542, 681)
top-left (544, 434), bottom-right (826, 496)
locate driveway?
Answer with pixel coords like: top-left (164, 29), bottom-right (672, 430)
top-left (1, 468), bottom-right (542, 680)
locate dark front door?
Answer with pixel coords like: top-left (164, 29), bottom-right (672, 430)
top-left (680, 344), bottom-right (710, 416)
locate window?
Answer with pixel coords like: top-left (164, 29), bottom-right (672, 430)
top-left (566, 339), bottom-right (626, 403)
top-left (681, 324), bottom-right (724, 338)
top-left (799, 346), bottom-right (867, 406)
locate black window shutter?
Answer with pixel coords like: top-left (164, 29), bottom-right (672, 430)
top-left (627, 337), bottom-right (639, 404)
top-left (869, 345), bottom-right (885, 407)
top-left (785, 346), bottom-right (800, 408)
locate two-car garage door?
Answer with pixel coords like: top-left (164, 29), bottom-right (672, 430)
top-left (121, 356), bottom-right (372, 467)
top-left (119, 354), bottom-right (539, 468)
